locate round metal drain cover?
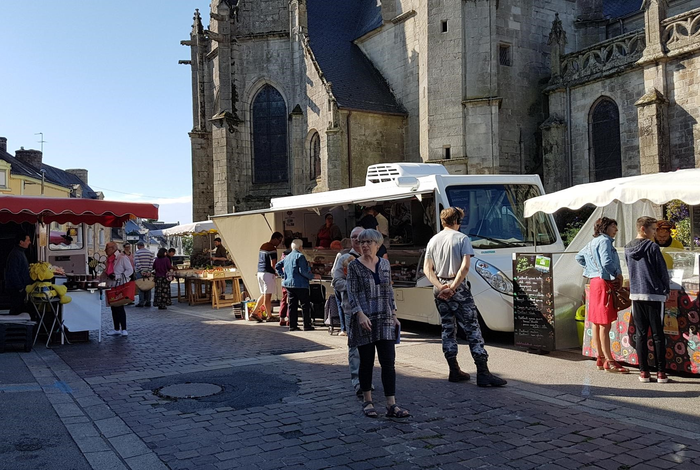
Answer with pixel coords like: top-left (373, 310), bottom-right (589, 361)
top-left (158, 383), bottom-right (222, 399)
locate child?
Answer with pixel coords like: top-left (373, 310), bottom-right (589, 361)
top-left (624, 216), bottom-right (670, 383)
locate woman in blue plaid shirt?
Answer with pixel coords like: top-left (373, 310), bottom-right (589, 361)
top-left (347, 229), bottom-right (409, 419)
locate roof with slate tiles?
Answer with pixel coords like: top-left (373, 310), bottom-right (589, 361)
top-left (306, 0), bottom-right (405, 115)
top-left (0, 148), bottom-right (98, 199)
top-left (604, 0), bottom-right (643, 19)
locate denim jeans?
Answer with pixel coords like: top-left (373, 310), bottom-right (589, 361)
top-left (335, 294), bottom-right (346, 331)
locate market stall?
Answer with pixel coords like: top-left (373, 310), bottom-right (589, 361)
top-left (524, 168), bottom-right (700, 373)
top-left (0, 195), bottom-right (159, 345)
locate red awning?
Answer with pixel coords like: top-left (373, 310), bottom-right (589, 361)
top-left (0, 195), bottom-right (159, 227)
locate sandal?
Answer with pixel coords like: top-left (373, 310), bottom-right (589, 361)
top-left (596, 356), bottom-right (605, 370)
top-left (386, 404), bottom-right (410, 418)
top-left (604, 360), bottom-right (629, 374)
top-left (362, 401), bottom-right (378, 418)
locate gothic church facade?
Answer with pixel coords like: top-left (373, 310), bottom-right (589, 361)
top-left (183, 0), bottom-right (700, 221)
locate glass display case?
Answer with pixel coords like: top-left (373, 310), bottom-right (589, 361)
top-left (387, 249), bottom-right (425, 287)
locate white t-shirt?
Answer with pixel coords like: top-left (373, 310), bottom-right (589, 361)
top-left (425, 229), bottom-right (474, 278)
top-left (376, 213), bottom-right (389, 237)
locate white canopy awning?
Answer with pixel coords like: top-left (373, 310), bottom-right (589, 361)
top-left (524, 168), bottom-right (700, 217)
top-left (161, 220), bottom-right (217, 237)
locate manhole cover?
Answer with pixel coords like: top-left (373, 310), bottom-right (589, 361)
top-left (158, 383), bottom-right (222, 399)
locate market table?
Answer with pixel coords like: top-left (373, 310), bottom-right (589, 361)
top-left (582, 287), bottom-right (700, 374)
top-left (174, 272), bottom-right (243, 308)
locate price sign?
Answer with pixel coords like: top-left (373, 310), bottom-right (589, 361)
top-left (513, 253), bottom-right (555, 351)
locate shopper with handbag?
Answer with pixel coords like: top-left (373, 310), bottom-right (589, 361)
top-left (102, 242), bottom-right (134, 337)
top-left (576, 217), bottom-right (629, 374)
top-left (153, 248), bottom-right (173, 310)
top-left (625, 217), bottom-right (671, 383)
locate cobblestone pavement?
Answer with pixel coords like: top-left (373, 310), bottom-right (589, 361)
top-left (5, 300), bottom-right (700, 469)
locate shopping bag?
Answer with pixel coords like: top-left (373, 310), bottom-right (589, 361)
top-left (135, 278), bottom-right (155, 291)
top-left (107, 281), bottom-right (136, 307)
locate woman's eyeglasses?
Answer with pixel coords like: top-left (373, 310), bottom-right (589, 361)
top-left (359, 240), bottom-right (375, 245)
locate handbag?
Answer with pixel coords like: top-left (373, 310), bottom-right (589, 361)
top-left (106, 276), bottom-right (136, 307)
top-left (609, 286), bottom-right (632, 312)
top-left (135, 278), bottom-right (155, 292)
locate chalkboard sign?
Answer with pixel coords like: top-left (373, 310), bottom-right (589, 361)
top-left (513, 253), bottom-right (555, 351)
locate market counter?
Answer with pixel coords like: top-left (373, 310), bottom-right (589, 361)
top-left (582, 288), bottom-right (700, 374)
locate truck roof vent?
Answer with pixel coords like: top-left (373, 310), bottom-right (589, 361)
top-left (365, 163), bottom-right (449, 185)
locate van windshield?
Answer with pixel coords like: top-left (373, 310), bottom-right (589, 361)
top-left (446, 184), bottom-right (557, 249)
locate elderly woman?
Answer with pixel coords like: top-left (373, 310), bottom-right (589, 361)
top-left (576, 217), bottom-right (628, 374)
top-left (347, 229), bottom-right (409, 418)
top-left (101, 242), bottom-right (134, 337)
top-left (275, 239), bottom-right (320, 331)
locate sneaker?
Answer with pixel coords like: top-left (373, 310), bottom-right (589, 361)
top-left (121, 330), bottom-right (128, 337)
top-left (304, 326), bottom-right (315, 331)
top-left (339, 331), bottom-right (347, 336)
top-left (107, 330), bottom-right (121, 336)
top-left (144, 303), bottom-right (151, 307)
top-left (657, 372), bottom-right (669, 383)
top-left (639, 371), bottom-right (650, 382)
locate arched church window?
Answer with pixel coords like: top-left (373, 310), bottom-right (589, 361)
top-left (310, 132), bottom-right (321, 180)
top-left (252, 85), bottom-right (288, 183)
top-left (590, 98), bottom-right (622, 181)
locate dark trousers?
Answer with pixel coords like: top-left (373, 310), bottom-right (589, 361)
top-left (632, 300), bottom-right (666, 372)
top-left (358, 340), bottom-right (396, 396)
top-left (8, 289), bottom-right (27, 315)
top-left (279, 287), bottom-right (288, 320)
top-left (287, 287), bottom-right (312, 329)
top-left (111, 306), bottom-right (127, 331)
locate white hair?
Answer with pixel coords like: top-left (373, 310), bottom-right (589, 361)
top-left (291, 238), bottom-right (304, 251)
top-left (350, 226), bottom-right (364, 237)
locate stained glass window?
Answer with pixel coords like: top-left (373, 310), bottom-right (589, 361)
top-left (252, 85), bottom-right (288, 183)
top-left (590, 99), bottom-right (622, 181)
top-left (310, 132), bottom-right (321, 180)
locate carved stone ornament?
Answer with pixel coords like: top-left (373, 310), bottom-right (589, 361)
top-left (548, 13), bottom-right (567, 47)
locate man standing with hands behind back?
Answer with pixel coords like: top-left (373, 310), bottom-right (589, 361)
top-left (423, 207), bottom-right (507, 387)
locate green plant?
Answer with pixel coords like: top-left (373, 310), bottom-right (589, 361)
top-left (182, 236), bottom-right (193, 256)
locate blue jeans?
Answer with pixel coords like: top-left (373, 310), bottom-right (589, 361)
top-left (335, 294), bottom-right (346, 331)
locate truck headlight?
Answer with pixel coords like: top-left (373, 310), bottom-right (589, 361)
top-left (473, 258), bottom-right (513, 295)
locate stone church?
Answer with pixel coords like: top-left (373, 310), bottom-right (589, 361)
top-left (182, 0), bottom-right (700, 222)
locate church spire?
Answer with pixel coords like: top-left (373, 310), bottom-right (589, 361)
top-left (192, 9), bottom-right (203, 35)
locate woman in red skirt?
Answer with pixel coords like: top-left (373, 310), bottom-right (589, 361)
top-left (576, 217), bottom-right (629, 373)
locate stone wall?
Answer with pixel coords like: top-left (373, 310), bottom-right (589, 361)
top-left (237, 0), bottom-right (288, 36)
top-left (567, 72), bottom-right (645, 184)
top-left (666, 54), bottom-right (700, 169)
top-left (344, 111), bottom-right (405, 188)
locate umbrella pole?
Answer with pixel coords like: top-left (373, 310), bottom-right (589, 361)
top-left (691, 206), bottom-right (696, 252)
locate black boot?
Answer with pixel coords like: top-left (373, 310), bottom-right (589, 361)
top-left (447, 357), bottom-right (470, 382)
top-left (475, 360), bottom-right (507, 387)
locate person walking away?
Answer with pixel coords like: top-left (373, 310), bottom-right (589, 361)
top-left (5, 233), bottom-right (32, 315)
top-left (575, 217), bottom-right (629, 373)
top-left (332, 227), bottom-right (364, 395)
top-left (153, 248), bottom-right (173, 310)
top-left (275, 240), bottom-right (320, 331)
top-left (101, 242), bottom-right (134, 336)
top-left (134, 242), bottom-right (155, 307)
top-left (654, 220), bottom-right (684, 269)
top-left (625, 216), bottom-right (671, 383)
top-left (423, 207), bottom-right (507, 386)
top-left (251, 232), bottom-right (283, 321)
top-left (347, 229), bottom-right (409, 418)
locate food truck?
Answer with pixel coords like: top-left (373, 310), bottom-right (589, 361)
top-left (213, 163), bottom-right (565, 332)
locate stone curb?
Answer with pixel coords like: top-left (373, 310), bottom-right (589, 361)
top-left (21, 348), bottom-right (168, 470)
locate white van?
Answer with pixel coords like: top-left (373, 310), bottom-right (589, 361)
top-left (212, 163), bottom-right (564, 332)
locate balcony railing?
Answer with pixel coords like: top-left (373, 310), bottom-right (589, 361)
top-left (560, 31), bottom-right (645, 84)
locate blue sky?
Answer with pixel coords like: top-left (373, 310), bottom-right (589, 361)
top-left (1, 1), bottom-right (211, 225)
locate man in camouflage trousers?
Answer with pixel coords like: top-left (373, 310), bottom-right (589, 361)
top-left (424, 207), bottom-right (507, 387)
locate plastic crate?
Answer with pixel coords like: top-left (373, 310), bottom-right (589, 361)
top-left (0, 322), bottom-right (36, 353)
